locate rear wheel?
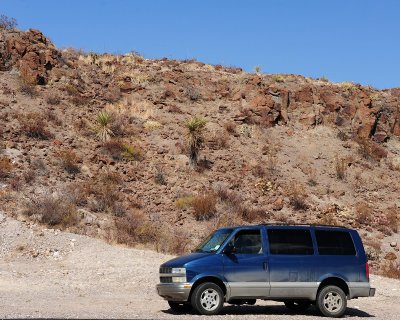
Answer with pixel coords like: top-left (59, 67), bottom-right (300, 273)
top-left (284, 300), bottom-right (311, 312)
top-left (316, 285), bottom-right (347, 317)
top-left (191, 282), bottom-right (224, 315)
top-left (167, 301), bottom-right (192, 313)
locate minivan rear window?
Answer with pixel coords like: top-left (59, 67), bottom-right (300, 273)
top-left (315, 230), bottom-right (356, 255)
top-left (267, 229), bottom-right (314, 255)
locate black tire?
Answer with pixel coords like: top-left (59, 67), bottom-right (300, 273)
top-left (284, 300), bottom-right (311, 312)
top-left (167, 301), bottom-right (192, 313)
top-left (191, 282), bottom-right (224, 315)
top-left (246, 299), bottom-right (257, 305)
top-left (316, 285), bottom-right (347, 317)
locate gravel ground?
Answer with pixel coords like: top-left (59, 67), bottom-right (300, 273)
top-left (0, 212), bottom-right (399, 319)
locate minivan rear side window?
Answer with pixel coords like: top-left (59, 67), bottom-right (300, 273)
top-left (267, 229), bottom-right (314, 255)
top-left (315, 230), bottom-right (356, 255)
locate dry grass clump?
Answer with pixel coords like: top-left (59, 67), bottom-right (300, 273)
top-left (355, 202), bottom-right (374, 226)
top-left (23, 195), bottom-right (78, 226)
top-left (46, 94), bottom-right (61, 105)
top-left (335, 156), bottom-right (347, 180)
top-left (186, 86), bottom-right (201, 101)
top-left (209, 131), bottom-right (229, 149)
top-left (102, 139), bottom-right (144, 161)
top-left (380, 262), bottom-right (400, 279)
top-left (58, 150), bottom-right (80, 174)
top-left (191, 193), bottom-right (217, 221)
top-left (18, 80), bottom-right (37, 97)
top-left (175, 196), bottom-right (194, 209)
top-left (18, 112), bottom-right (54, 140)
top-left (0, 156), bottom-right (12, 180)
top-left (154, 167), bottom-right (167, 185)
top-left (287, 185), bottom-right (309, 211)
top-left (224, 121), bottom-right (236, 134)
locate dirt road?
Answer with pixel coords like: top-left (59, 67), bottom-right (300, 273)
top-left (0, 212), bottom-right (399, 319)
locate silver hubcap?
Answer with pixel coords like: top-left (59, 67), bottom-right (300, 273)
top-left (200, 288), bottom-right (220, 311)
top-left (323, 291), bottom-right (343, 313)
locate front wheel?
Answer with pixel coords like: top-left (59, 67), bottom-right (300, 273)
top-left (191, 282), bottom-right (224, 315)
top-left (316, 285), bottom-right (347, 317)
top-left (284, 300), bottom-right (311, 312)
top-left (167, 301), bottom-right (192, 313)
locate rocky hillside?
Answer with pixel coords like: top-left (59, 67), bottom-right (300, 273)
top-left (0, 28), bottom-right (399, 276)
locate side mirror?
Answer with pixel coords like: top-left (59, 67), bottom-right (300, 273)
top-left (224, 242), bottom-right (236, 255)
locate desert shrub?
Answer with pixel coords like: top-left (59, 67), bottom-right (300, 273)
top-left (89, 183), bottom-right (120, 213)
top-left (191, 193), bottom-right (217, 221)
top-left (58, 150), bottom-right (80, 174)
top-left (239, 206), bottom-right (265, 222)
top-left (45, 110), bottom-right (62, 126)
top-left (319, 76), bottom-right (329, 82)
top-left (19, 112), bottom-right (53, 140)
top-left (122, 144), bottom-right (144, 161)
top-left (337, 131), bottom-right (349, 141)
top-left (110, 112), bottom-right (132, 137)
top-left (143, 120), bottom-right (162, 130)
top-left (23, 195), bottom-right (78, 226)
top-left (156, 229), bottom-right (191, 255)
top-left (103, 139), bottom-right (124, 160)
top-left (186, 86), bottom-right (201, 101)
top-left (31, 158), bottom-right (48, 176)
top-left (335, 156), bottom-right (347, 180)
top-left (154, 167), bottom-right (167, 185)
top-left (272, 74), bottom-right (284, 83)
top-left (355, 202), bottom-right (374, 226)
top-left (0, 14), bottom-right (17, 29)
top-left (224, 121), bottom-right (236, 134)
top-left (381, 262), bottom-right (400, 279)
top-left (46, 94), bottom-right (61, 105)
top-left (115, 210), bottom-right (157, 245)
top-left (0, 156), bottom-right (12, 179)
top-left (10, 176), bottom-right (23, 191)
top-left (184, 117), bottom-right (207, 167)
top-left (19, 80), bottom-right (37, 97)
top-left (95, 111), bottom-right (114, 142)
top-left (175, 196), bottom-right (194, 209)
top-left (379, 207), bottom-right (399, 233)
top-left (209, 131), bottom-right (229, 149)
top-left (357, 138), bottom-right (387, 161)
top-left (22, 169), bottom-right (36, 184)
top-left (287, 185), bottom-right (309, 211)
top-left (252, 163), bottom-right (267, 178)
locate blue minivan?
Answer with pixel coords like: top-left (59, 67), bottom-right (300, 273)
top-left (156, 224), bottom-right (375, 317)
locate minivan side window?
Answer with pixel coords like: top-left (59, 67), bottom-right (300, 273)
top-left (231, 229), bottom-right (263, 254)
top-left (315, 230), bottom-right (356, 255)
top-left (268, 229), bottom-right (314, 255)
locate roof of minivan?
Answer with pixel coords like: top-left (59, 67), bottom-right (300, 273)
top-left (221, 224), bottom-right (355, 232)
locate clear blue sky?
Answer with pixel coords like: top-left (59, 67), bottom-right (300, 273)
top-left (1, 0), bottom-right (399, 89)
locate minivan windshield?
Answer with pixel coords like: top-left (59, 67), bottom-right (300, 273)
top-left (195, 229), bottom-right (233, 253)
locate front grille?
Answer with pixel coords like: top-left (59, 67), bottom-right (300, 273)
top-left (160, 276), bottom-right (173, 283)
top-left (159, 266), bottom-right (172, 274)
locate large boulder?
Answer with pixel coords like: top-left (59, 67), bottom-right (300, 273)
top-left (0, 28), bottom-right (61, 84)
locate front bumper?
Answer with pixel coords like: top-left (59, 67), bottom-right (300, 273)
top-left (156, 283), bottom-right (192, 302)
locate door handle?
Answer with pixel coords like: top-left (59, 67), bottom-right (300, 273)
top-left (263, 262), bottom-right (269, 271)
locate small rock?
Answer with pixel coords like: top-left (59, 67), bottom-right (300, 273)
top-left (384, 252), bottom-right (397, 261)
top-left (390, 241), bottom-right (397, 248)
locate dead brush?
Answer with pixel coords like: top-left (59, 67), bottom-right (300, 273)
top-left (114, 210), bottom-right (157, 245)
top-left (354, 202), bottom-right (374, 226)
top-left (380, 262), bottom-right (400, 279)
top-left (58, 150), bottom-right (80, 175)
top-left (335, 156), bottom-right (347, 180)
top-left (18, 80), bottom-right (37, 97)
top-left (18, 112), bottom-right (53, 140)
top-left (156, 229), bottom-right (191, 255)
top-left (0, 156), bottom-right (12, 180)
top-left (23, 195), bottom-right (78, 226)
top-left (224, 121), bottom-right (236, 134)
top-left (191, 193), bottom-right (217, 221)
top-left (287, 184), bottom-right (309, 211)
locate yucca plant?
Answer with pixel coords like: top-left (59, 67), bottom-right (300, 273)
top-left (184, 117), bottom-right (207, 167)
top-left (95, 111), bottom-right (114, 142)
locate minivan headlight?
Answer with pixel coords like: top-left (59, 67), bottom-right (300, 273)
top-left (171, 267), bottom-right (186, 274)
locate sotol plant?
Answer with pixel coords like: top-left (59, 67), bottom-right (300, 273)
top-left (184, 117), bottom-right (207, 167)
top-left (95, 111), bottom-right (114, 142)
